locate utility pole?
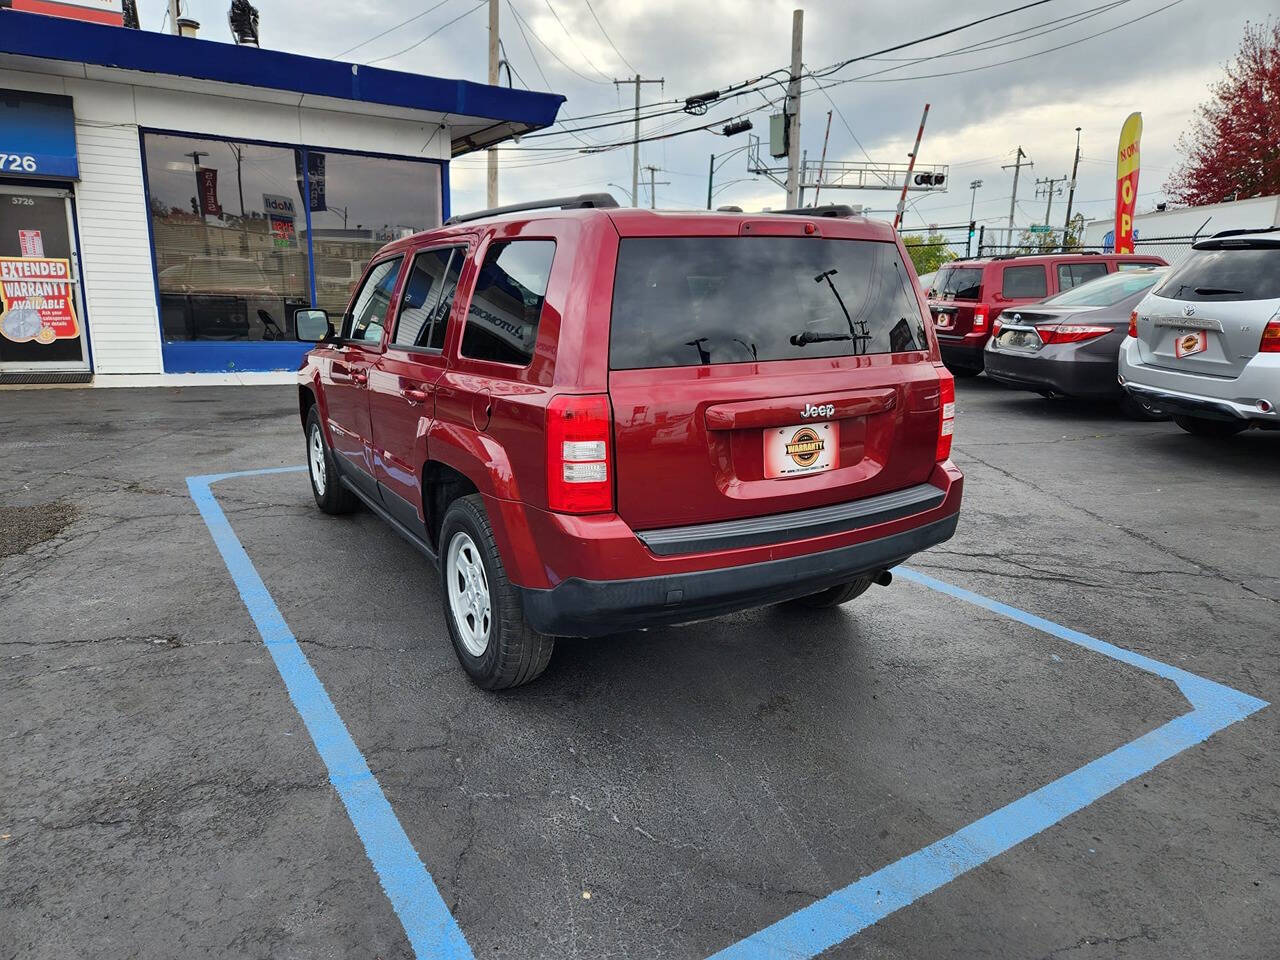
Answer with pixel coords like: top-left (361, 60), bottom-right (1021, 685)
top-left (812, 110), bottom-right (833, 207)
top-left (1063, 126), bottom-right (1082, 245)
top-left (1003, 146), bottom-right (1030, 236)
top-left (967, 179), bottom-right (983, 257)
top-left (486, 0), bottom-right (499, 207)
top-left (784, 9), bottom-right (804, 208)
top-left (642, 164), bottom-right (670, 209)
top-left (1035, 174), bottom-right (1066, 228)
top-left (168, 0), bottom-right (181, 33)
top-left (892, 103), bottom-right (931, 230)
top-left (614, 75), bottom-right (664, 208)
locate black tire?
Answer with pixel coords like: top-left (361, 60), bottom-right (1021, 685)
top-left (1120, 394), bottom-right (1168, 422)
top-left (438, 494), bottom-right (555, 690)
top-left (305, 407), bottom-right (358, 515)
top-left (950, 365), bottom-right (982, 378)
top-left (1173, 415), bottom-right (1247, 438)
top-left (784, 574), bottom-right (876, 609)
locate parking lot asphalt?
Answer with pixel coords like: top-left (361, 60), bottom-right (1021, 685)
top-left (2, 380), bottom-right (1277, 960)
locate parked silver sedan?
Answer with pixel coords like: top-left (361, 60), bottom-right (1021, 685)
top-left (1119, 229), bottom-right (1280, 437)
top-left (984, 267), bottom-right (1168, 419)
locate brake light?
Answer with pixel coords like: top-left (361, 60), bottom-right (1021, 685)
top-left (991, 316), bottom-right (1002, 336)
top-left (1128, 310), bottom-right (1138, 338)
top-left (1037, 324), bottom-right (1112, 345)
top-left (546, 394), bottom-right (613, 514)
top-left (1260, 317), bottom-right (1280, 353)
top-left (973, 305), bottom-right (987, 329)
top-left (936, 368), bottom-right (955, 462)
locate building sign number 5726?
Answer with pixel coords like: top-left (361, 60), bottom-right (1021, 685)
top-left (1, 154), bottom-right (39, 173)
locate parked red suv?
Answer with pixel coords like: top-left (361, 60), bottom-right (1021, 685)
top-left (929, 252), bottom-right (1165, 375)
top-left (295, 195), bottom-right (963, 688)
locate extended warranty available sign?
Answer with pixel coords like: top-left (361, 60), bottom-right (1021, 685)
top-left (0, 257), bottom-right (79, 344)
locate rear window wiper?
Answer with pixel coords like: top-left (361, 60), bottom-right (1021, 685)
top-left (790, 330), bottom-right (857, 346)
top-left (1193, 287), bottom-right (1244, 296)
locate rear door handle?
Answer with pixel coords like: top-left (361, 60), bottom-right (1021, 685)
top-left (351, 370), bottom-right (368, 386)
top-left (401, 388), bottom-right (428, 404)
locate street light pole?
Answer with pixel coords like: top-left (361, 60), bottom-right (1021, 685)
top-left (967, 179), bottom-right (983, 258)
top-left (1062, 126), bottom-right (1082, 247)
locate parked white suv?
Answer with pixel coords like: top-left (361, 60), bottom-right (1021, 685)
top-left (1119, 228), bottom-right (1280, 437)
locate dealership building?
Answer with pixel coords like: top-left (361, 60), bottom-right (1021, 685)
top-left (0, 9), bottom-right (563, 384)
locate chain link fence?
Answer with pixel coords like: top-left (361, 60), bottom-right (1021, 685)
top-left (901, 226), bottom-right (1200, 275)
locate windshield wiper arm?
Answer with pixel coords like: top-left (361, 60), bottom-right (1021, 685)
top-left (790, 330), bottom-right (853, 346)
top-left (1193, 287), bottom-right (1244, 296)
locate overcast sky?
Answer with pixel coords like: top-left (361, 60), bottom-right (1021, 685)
top-left (169, 0), bottom-right (1270, 232)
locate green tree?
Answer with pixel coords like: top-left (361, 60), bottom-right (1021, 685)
top-left (901, 231), bottom-right (957, 275)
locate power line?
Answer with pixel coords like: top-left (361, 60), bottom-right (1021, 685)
top-left (582, 0), bottom-right (636, 73)
top-left (540, 0), bottom-right (613, 82)
top-left (507, 1), bottom-right (610, 85)
top-left (334, 0), bottom-right (454, 60)
top-left (367, 0), bottom-right (488, 65)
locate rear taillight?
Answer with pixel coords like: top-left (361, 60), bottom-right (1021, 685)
top-left (973, 305), bottom-right (987, 329)
top-left (546, 394), bottom-right (613, 514)
top-left (1260, 317), bottom-right (1280, 353)
top-left (936, 368), bottom-right (955, 462)
top-left (1037, 324), bottom-right (1112, 345)
top-left (991, 316), bottom-right (1002, 336)
top-left (1127, 310), bottom-right (1138, 338)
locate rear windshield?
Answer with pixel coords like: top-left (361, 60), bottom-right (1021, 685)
top-left (1044, 268), bottom-right (1166, 307)
top-left (1154, 247), bottom-right (1280, 302)
top-left (932, 265), bottom-right (982, 300)
top-left (609, 237), bottom-right (926, 369)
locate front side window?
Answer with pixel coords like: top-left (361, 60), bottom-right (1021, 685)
top-left (393, 246), bottom-right (464, 350)
top-left (144, 133), bottom-right (312, 342)
top-left (461, 240), bottom-right (556, 366)
top-left (1002, 265), bottom-right (1048, 298)
top-left (345, 257), bottom-right (402, 343)
top-left (1057, 262), bottom-right (1107, 291)
top-left (609, 237), bottom-right (926, 370)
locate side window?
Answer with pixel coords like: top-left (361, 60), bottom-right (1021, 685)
top-left (393, 247), bottom-right (463, 350)
top-left (1057, 262), bottom-right (1107, 291)
top-left (1117, 261), bottom-right (1157, 271)
top-left (345, 257), bottom-right (402, 343)
top-left (1002, 264), bottom-right (1047, 299)
top-left (460, 240), bottom-right (555, 366)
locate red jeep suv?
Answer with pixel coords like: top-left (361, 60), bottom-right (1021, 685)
top-left (295, 195), bottom-right (963, 688)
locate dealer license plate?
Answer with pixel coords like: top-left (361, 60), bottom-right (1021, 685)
top-left (1174, 330), bottom-right (1208, 358)
top-left (764, 422), bottom-right (839, 479)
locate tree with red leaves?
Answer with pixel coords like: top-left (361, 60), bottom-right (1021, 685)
top-left (1165, 20), bottom-right (1280, 206)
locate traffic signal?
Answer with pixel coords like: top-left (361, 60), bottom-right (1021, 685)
top-left (968, 220), bottom-right (976, 238)
top-left (914, 172), bottom-right (946, 186)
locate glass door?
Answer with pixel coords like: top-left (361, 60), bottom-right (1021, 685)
top-left (0, 184), bottom-right (90, 375)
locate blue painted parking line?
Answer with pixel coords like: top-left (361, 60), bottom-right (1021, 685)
top-left (189, 467), bottom-right (1267, 960)
top-left (187, 467), bottom-right (474, 960)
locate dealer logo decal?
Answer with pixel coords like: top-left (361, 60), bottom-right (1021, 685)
top-left (785, 426), bottom-right (825, 467)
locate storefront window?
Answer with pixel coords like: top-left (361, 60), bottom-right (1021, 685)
top-left (307, 152), bottom-right (441, 317)
top-left (145, 134), bottom-right (312, 341)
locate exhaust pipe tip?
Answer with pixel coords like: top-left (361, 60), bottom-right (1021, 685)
top-left (873, 569), bottom-right (893, 587)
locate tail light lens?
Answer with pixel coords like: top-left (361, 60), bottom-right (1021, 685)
top-left (546, 394), bottom-right (613, 514)
top-left (973, 305), bottom-right (987, 329)
top-left (936, 367), bottom-right (955, 462)
top-left (1037, 323), bottom-right (1112, 345)
top-left (1259, 318), bottom-right (1280, 353)
top-left (991, 316), bottom-right (1003, 336)
top-left (1127, 310), bottom-right (1138, 338)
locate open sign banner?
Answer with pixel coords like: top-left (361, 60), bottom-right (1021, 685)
top-left (0, 257), bottom-right (79, 344)
top-left (1113, 112), bottom-right (1142, 255)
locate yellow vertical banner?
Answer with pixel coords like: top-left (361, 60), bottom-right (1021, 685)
top-left (1114, 112), bottom-right (1142, 255)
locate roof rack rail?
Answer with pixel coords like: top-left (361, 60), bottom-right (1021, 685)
top-left (445, 192), bottom-right (618, 226)
top-left (982, 250), bottom-right (1102, 261)
top-left (767, 204), bottom-right (858, 218)
top-left (1210, 225), bottom-right (1280, 239)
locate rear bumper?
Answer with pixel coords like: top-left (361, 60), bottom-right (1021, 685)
top-left (983, 345), bottom-right (1120, 398)
top-left (520, 513), bottom-right (959, 636)
top-left (1117, 339), bottom-right (1280, 424)
top-left (506, 463), bottom-right (963, 637)
top-left (937, 333), bottom-right (988, 371)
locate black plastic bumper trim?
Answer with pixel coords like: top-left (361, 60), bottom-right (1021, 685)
top-left (635, 483), bottom-right (945, 556)
top-left (519, 511), bottom-right (959, 637)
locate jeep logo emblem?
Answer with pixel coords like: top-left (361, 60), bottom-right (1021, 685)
top-left (800, 402), bottom-right (835, 419)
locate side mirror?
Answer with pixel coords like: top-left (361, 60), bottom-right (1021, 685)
top-left (296, 309), bottom-right (332, 342)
